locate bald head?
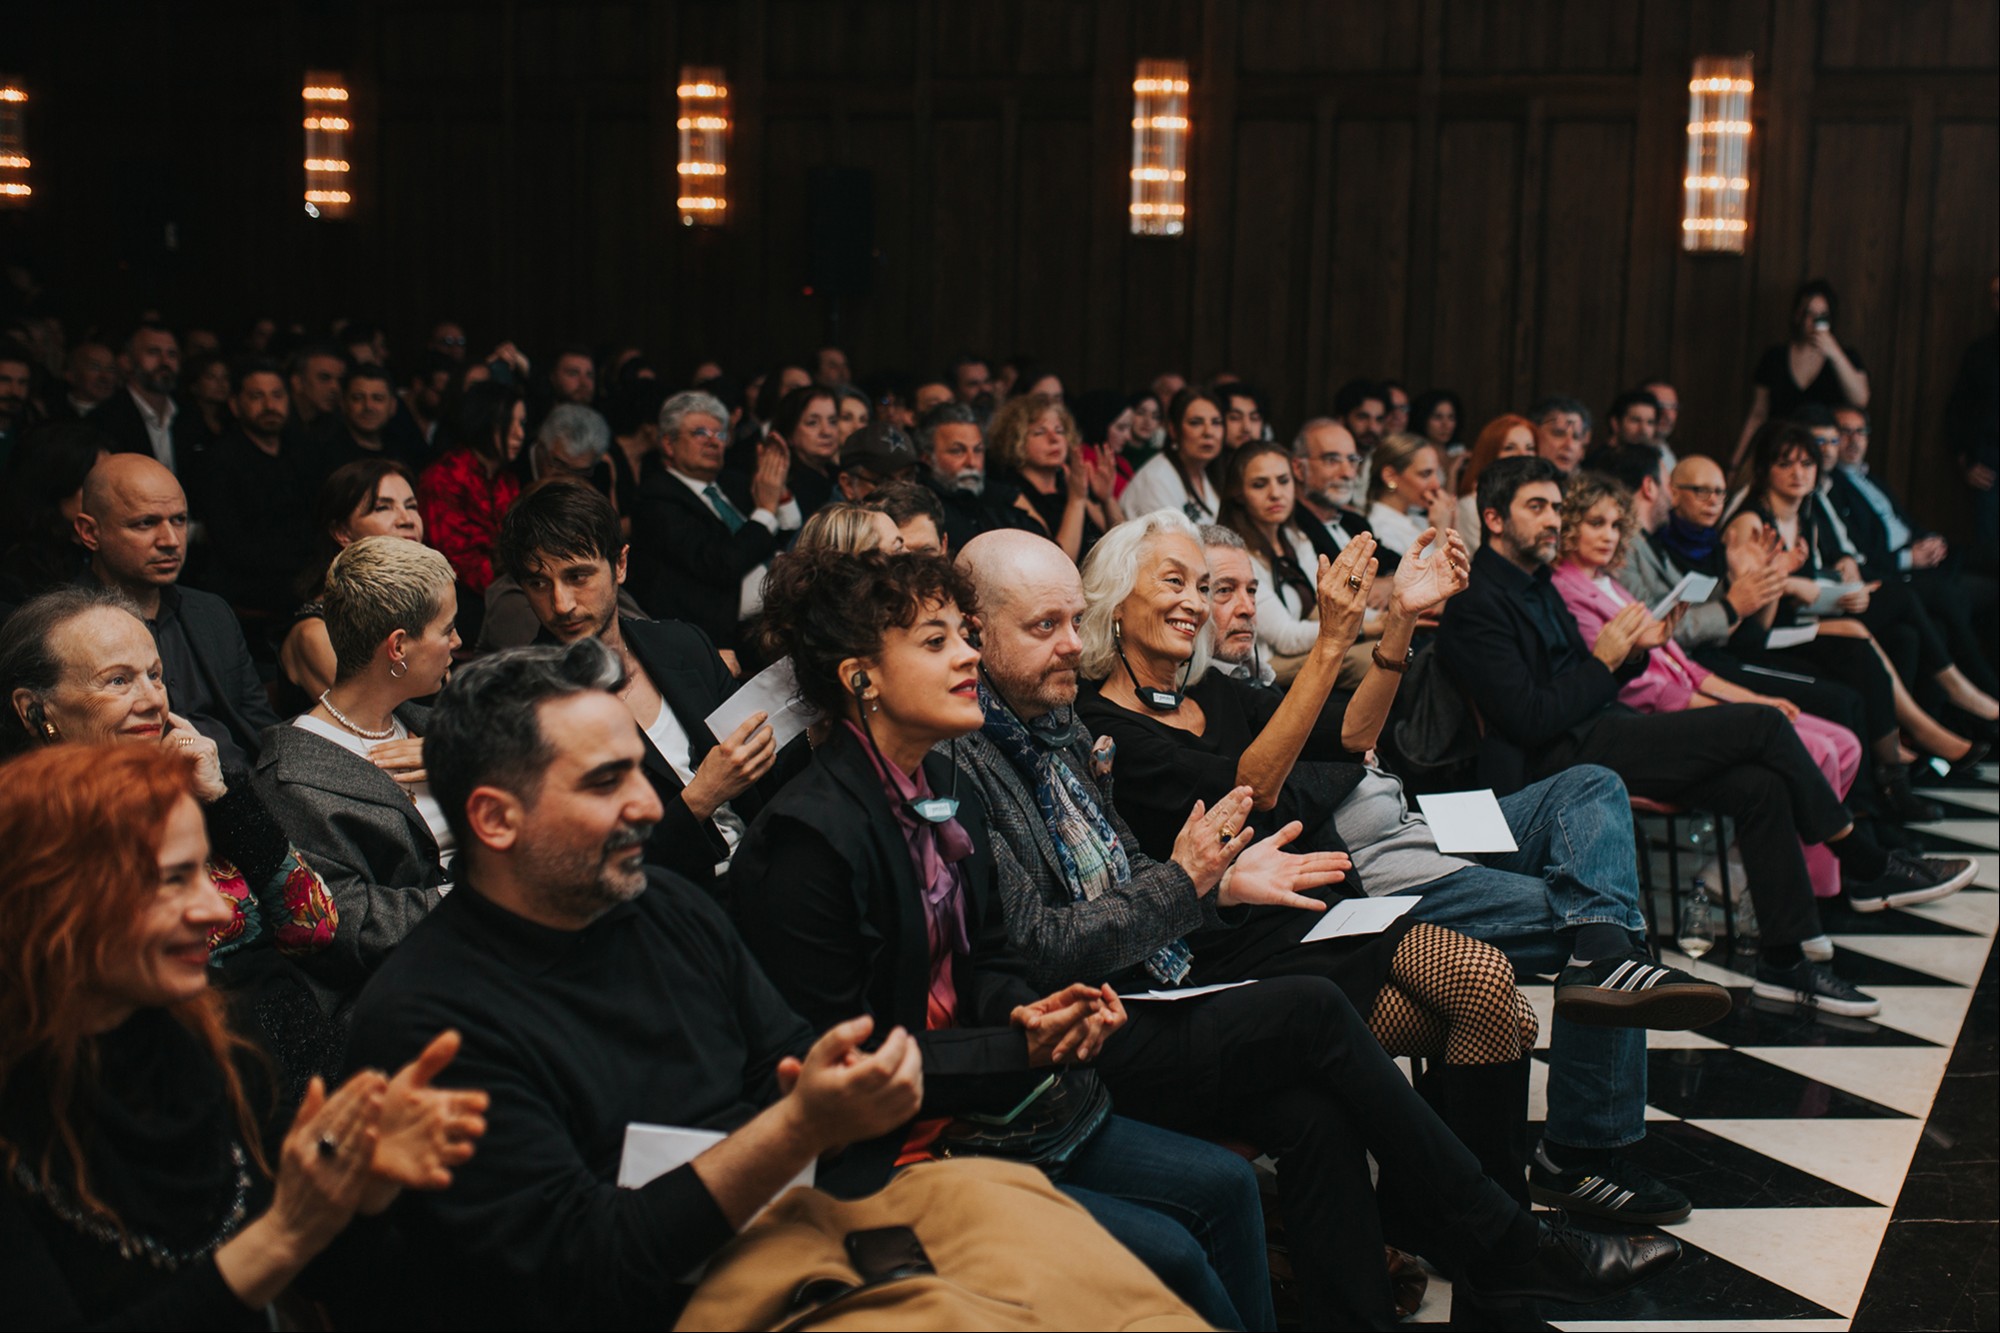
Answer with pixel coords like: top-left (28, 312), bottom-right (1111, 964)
top-left (957, 530), bottom-right (1084, 717)
top-left (78, 454), bottom-right (189, 596)
top-left (1668, 454), bottom-right (1728, 530)
top-left (957, 529), bottom-right (1081, 613)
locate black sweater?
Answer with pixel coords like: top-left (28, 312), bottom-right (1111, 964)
top-left (331, 872), bottom-right (814, 1331)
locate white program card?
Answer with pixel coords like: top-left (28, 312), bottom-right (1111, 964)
top-left (619, 1123), bottom-right (815, 1196)
top-left (1648, 571), bottom-right (1718, 620)
top-left (1414, 789), bottom-right (1520, 854)
top-left (1301, 895), bottom-right (1421, 943)
top-left (1807, 581), bottom-right (1865, 616)
top-left (1118, 980), bottom-right (1259, 1003)
top-left (1765, 623), bottom-right (1820, 650)
top-left (705, 656), bottom-right (817, 749)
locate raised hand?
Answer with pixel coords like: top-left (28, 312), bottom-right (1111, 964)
top-left (363, 1031), bottom-right (488, 1208)
top-left (751, 440), bottom-right (790, 514)
top-left (1591, 601), bottom-right (1648, 668)
top-left (164, 711), bottom-right (227, 802)
top-left (1392, 526), bottom-right (1471, 617)
top-left (1314, 535), bottom-right (1378, 649)
top-left (368, 736), bottom-right (429, 788)
top-left (776, 1016), bottom-right (925, 1153)
top-left (1169, 786), bottom-right (1257, 896)
top-left (684, 712), bottom-right (778, 819)
top-left (1217, 821), bottom-right (1345, 911)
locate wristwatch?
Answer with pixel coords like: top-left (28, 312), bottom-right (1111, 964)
top-left (1372, 644), bottom-right (1413, 674)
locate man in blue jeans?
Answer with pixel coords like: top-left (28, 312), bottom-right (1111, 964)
top-left (1201, 530), bottom-right (1729, 1226)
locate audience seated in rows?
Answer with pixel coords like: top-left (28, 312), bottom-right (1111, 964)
top-left (1436, 455), bottom-right (1975, 1019)
top-left (946, 528), bottom-right (1681, 1322)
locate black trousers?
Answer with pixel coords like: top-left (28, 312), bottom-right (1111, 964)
top-left (1693, 645), bottom-right (1872, 744)
top-left (1099, 976), bottom-right (1522, 1331)
top-left (1860, 580), bottom-right (1953, 690)
top-left (1911, 564), bottom-right (1998, 695)
top-left (1754, 633), bottom-right (1897, 745)
top-left (1542, 704), bottom-right (1849, 947)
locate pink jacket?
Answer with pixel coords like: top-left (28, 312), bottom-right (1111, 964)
top-left (1551, 559), bottom-right (1711, 715)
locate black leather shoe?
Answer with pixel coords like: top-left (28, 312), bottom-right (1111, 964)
top-left (1464, 1216), bottom-right (1682, 1304)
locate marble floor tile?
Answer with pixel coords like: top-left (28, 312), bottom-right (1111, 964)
top-left (1640, 1049), bottom-right (1910, 1121)
top-left (1701, 991), bottom-right (1938, 1048)
top-left (1668, 1206), bottom-right (1892, 1317)
top-left (1899, 887), bottom-right (1999, 938)
top-left (1737, 1046), bottom-right (1951, 1119)
top-left (1622, 1120), bottom-right (1879, 1209)
top-left (1832, 934), bottom-right (1996, 987)
top-left (1686, 1118), bottom-right (1926, 1206)
top-left (1866, 984), bottom-right (1981, 1046)
top-left (1555, 1321), bottom-right (1851, 1331)
top-left (1902, 818), bottom-right (2000, 852)
top-left (1913, 785), bottom-right (1999, 814)
top-left (1851, 1219), bottom-right (1999, 1331)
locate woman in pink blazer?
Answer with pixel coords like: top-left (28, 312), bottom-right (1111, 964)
top-left (1553, 473), bottom-right (1861, 899)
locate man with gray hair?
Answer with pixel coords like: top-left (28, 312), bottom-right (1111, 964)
top-left (1290, 418), bottom-right (1373, 563)
top-left (1527, 395), bottom-right (1589, 475)
top-left (629, 389), bottom-right (797, 650)
top-left (522, 402), bottom-right (614, 490)
top-left (916, 399), bottom-right (1020, 551)
top-left (1199, 524), bottom-right (1274, 686)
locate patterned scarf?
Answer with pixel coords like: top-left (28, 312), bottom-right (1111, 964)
top-left (978, 681), bottom-right (1192, 986)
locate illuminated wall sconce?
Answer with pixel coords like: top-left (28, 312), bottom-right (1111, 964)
top-left (303, 71), bottom-right (353, 219)
top-left (1682, 55), bottom-right (1753, 253)
top-left (1129, 59), bottom-right (1189, 236)
top-left (677, 67), bottom-right (729, 227)
top-left (0, 78), bottom-right (30, 208)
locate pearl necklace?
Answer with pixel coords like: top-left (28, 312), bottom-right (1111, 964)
top-left (319, 691), bottom-right (397, 741)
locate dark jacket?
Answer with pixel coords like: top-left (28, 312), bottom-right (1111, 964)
top-left (251, 704), bottom-right (447, 1009)
top-left (726, 727), bottom-right (1046, 1191)
top-left (615, 615), bottom-right (802, 886)
top-left (1433, 544), bottom-right (1641, 791)
top-left (91, 386), bottom-right (168, 464)
top-left (627, 463), bottom-right (777, 649)
top-left (1823, 468), bottom-right (1915, 578)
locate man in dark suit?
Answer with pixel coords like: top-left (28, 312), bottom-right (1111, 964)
top-left (628, 388), bottom-right (797, 651)
top-left (1825, 406), bottom-right (1998, 695)
top-left (499, 479), bottom-right (790, 889)
top-left (72, 453), bottom-right (280, 768)
top-left (92, 321), bottom-right (185, 474)
top-left (1290, 418), bottom-right (1376, 565)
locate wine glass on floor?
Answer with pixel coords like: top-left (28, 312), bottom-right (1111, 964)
top-left (1677, 890), bottom-right (1714, 981)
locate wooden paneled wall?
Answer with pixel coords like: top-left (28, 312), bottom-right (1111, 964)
top-left (7, 0), bottom-right (1996, 530)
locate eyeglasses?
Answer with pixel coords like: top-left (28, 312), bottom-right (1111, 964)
top-left (684, 426), bottom-right (728, 444)
top-left (435, 336), bottom-right (466, 348)
top-left (1837, 426), bottom-right (1869, 438)
top-left (1672, 484), bottom-right (1727, 500)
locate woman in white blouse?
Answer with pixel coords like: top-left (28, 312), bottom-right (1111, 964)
top-left (1120, 385), bottom-right (1225, 522)
top-left (1365, 432), bottom-right (1454, 560)
top-left (1218, 441), bottom-right (1382, 686)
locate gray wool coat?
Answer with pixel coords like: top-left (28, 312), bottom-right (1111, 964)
top-left (253, 704), bottom-right (447, 1009)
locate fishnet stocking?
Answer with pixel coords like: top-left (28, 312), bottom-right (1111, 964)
top-left (1366, 922), bottom-right (1538, 1065)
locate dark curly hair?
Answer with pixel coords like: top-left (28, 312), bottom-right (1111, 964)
top-left (756, 548), bottom-right (978, 719)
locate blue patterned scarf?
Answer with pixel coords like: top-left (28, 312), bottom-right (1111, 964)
top-left (979, 681), bottom-right (1192, 986)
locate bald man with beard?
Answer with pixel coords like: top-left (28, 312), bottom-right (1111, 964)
top-left (72, 454), bottom-right (279, 767)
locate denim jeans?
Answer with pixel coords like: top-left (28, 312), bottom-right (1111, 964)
top-left (1407, 765), bottom-right (1650, 1150)
top-left (1058, 1113), bottom-right (1274, 1331)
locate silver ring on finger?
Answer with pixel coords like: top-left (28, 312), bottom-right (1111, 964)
top-left (317, 1134), bottom-right (340, 1160)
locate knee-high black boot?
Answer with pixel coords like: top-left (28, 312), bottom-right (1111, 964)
top-left (1416, 1056), bottom-right (1533, 1210)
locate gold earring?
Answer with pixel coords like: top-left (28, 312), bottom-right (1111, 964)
top-left (41, 720), bottom-right (59, 742)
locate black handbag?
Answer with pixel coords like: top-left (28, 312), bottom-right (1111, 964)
top-left (935, 1069), bottom-right (1112, 1176)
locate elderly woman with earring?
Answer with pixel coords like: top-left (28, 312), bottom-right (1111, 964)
top-left (0, 586), bottom-right (341, 1088)
top-left (0, 743), bottom-right (485, 1329)
top-left (254, 537), bottom-right (461, 1015)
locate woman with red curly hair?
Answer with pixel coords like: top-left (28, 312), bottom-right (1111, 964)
top-left (1452, 414), bottom-right (1539, 549)
top-left (0, 744), bottom-right (488, 1327)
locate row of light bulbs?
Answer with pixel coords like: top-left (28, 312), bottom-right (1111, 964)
top-left (0, 56), bottom-right (1755, 252)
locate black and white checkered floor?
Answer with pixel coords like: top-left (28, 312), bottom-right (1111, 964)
top-left (1409, 763), bottom-right (1999, 1331)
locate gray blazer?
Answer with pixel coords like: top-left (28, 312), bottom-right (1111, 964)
top-left (1624, 532), bottom-right (1735, 651)
top-left (253, 704), bottom-right (447, 1008)
top-left (951, 726), bottom-right (1228, 990)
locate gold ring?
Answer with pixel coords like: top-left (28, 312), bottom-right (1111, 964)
top-left (178, 736), bottom-right (194, 748)
top-left (1347, 575), bottom-right (1363, 589)
top-left (1218, 826), bottom-right (1237, 845)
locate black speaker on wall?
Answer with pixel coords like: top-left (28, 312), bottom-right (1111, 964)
top-left (807, 167), bottom-right (874, 299)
